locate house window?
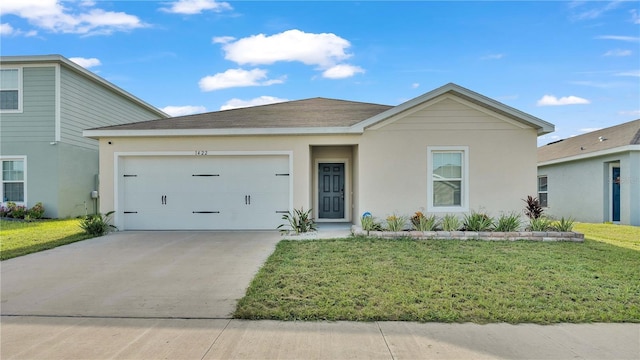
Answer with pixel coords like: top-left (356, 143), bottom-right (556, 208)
top-left (427, 146), bottom-right (469, 212)
top-left (538, 176), bottom-right (548, 207)
top-left (0, 68), bottom-right (21, 112)
top-left (2, 159), bottom-right (25, 203)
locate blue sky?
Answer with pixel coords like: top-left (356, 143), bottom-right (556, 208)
top-left (2, 0), bottom-right (639, 145)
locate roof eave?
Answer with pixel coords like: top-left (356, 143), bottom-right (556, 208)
top-left (83, 126), bottom-right (363, 139)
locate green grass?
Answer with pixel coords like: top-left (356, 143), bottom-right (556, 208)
top-left (574, 222), bottom-right (640, 250)
top-left (0, 219), bottom-right (93, 260)
top-left (235, 226), bottom-right (640, 324)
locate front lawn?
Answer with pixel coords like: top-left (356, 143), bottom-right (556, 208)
top-left (0, 219), bottom-right (92, 260)
top-left (574, 222), bottom-right (640, 250)
top-left (235, 225), bottom-right (640, 323)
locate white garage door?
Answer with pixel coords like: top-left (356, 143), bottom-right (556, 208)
top-left (119, 155), bottom-right (290, 230)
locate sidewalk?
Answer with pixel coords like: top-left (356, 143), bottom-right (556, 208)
top-left (2, 316), bottom-right (638, 359)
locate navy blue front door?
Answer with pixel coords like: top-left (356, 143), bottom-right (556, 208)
top-left (318, 163), bottom-right (344, 219)
top-left (612, 167), bottom-right (620, 222)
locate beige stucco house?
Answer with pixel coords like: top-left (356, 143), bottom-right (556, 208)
top-left (84, 83), bottom-right (554, 230)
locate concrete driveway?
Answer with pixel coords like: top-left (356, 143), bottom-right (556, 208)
top-left (0, 231), bottom-right (281, 318)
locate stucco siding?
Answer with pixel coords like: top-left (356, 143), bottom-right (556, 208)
top-left (60, 66), bottom-right (162, 150)
top-left (0, 66), bottom-right (56, 144)
top-left (358, 98), bottom-right (536, 220)
top-left (538, 151), bottom-right (638, 225)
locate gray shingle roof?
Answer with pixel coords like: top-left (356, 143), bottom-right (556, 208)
top-left (538, 119), bottom-right (640, 163)
top-left (93, 97), bottom-right (393, 130)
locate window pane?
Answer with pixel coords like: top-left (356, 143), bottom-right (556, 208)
top-left (433, 180), bottom-right (461, 206)
top-left (433, 152), bottom-right (462, 178)
top-left (0, 69), bottom-right (18, 89)
top-left (3, 161), bottom-right (24, 181)
top-left (538, 176), bottom-right (547, 192)
top-left (3, 183), bottom-right (24, 202)
top-left (0, 90), bottom-right (19, 110)
top-left (538, 192), bottom-right (548, 207)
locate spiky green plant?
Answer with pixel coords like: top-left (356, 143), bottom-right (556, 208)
top-left (552, 217), bottom-right (575, 232)
top-left (462, 212), bottom-right (495, 231)
top-left (278, 208), bottom-right (316, 234)
top-left (412, 212), bottom-right (439, 231)
top-left (528, 216), bottom-right (553, 231)
top-left (386, 214), bottom-right (407, 232)
top-left (495, 212), bottom-right (522, 232)
top-left (441, 214), bottom-right (461, 231)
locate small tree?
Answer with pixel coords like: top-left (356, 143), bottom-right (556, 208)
top-left (523, 196), bottom-right (544, 219)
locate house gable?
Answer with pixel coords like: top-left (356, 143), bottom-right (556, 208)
top-left (352, 83), bottom-right (553, 135)
top-left (366, 95), bottom-right (531, 133)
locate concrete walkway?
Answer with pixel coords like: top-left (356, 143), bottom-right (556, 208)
top-left (1, 317), bottom-right (638, 359)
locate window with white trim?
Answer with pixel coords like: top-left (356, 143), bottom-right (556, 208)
top-left (2, 159), bottom-right (25, 203)
top-left (427, 147), bottom-right (469, 212)
top-left (538, 175), bottom-right (548, 207)
top-left (0, 68), bottom-right (21, 112)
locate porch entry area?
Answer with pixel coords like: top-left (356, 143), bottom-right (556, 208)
top-left (311, 145), bottom-right (356, 223)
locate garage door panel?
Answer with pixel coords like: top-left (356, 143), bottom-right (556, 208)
top-left (120, 155), bottom-right (290, 230)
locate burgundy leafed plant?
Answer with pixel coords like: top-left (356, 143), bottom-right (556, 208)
top-left (523, 196), bottom-right (544, 219)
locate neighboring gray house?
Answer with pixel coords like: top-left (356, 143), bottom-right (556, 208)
top-left (0, 55), bottom-right (167, 218)
top-left (537, 119), bottom-right (640, 226)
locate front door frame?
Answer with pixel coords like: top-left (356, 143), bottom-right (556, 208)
top-left (314, 158), bottom-right (350, 222)
top-left (609, 162), bottom-right (621, 223)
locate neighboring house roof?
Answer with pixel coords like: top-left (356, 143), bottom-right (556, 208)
top-left (538, 119), bottom-right (640, 165)
top-left (84, 83), bottom-right (554, 138)
top-left (0, 54), bottom-right (169, 119)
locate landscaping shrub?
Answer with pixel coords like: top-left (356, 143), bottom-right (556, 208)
top-left (441, 214), bottom-right (461, 231)
top-left (79, 211), bottom-right (116, 236)
top-left (462, 211), bottom-right (494, 231)
top-left (278, 207), bottom-right (316, 234)
top-left (528, 216), bottom-right (554, 231)
top-left (385, 214), bottom-right (407, 232)
top-left (411, 211), bottom-right (438, 231)
top-left (552, 217), bottom-right (575, 232)
top-left (26, 202), bottom-right (45, 221)
top-left (1, 202), bottom-right (45, 220)
top-left (523, 195), bottom-right (544, 219)
top-left (495, 212), bottom-right (522, 232)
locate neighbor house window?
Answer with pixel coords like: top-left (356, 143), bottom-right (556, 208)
top-left (538, 175), bottom-right (548, 207)
top-left (0, 68), bottom-right (22, 112)
top-left (427, 146), bottom-right (469, 212)
top-left (2, 158), bottom-right (26, 203)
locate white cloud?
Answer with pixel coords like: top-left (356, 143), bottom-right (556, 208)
top-left (412, 83), bottom-right (420, 89)
top-left (0, 23), bottom-right (14, 35)
top-left (615, 70), bottom-right (640, 77)
top-left (2, 0), bottom-right (146, 35)
top-left (631, 9), bottom-right (640, 24)
top-left (603, 49), bottom-right (632, 56)
top-left (596, 35), bottom-right (640, 42)
top-left (198, 68), bottom-right (284, 91)
top-left (322, 64), bottom-right (365, 79)
top-left (212, 36), bottom-right (235, 44)
top-left (536, 95), bottom-right (591, 106)
top-left (220, 96), bottom-right (289, 111)
top-left (161, 105), bottom-right (207, 116)
top-left (220, 29), bottom-right (352, 68)
top-left (619, 110), bottom-right (640, 117)
top-left (69, 57), bottom-right (101, 68)
top-left (481, 53), bottom-right (505, 60)
top-left (570, 0), bottom-right (622, 21)
top-left (160, 0), bottom-right (232, 15)
top-left (0, 22), bottom-right (37, 37)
